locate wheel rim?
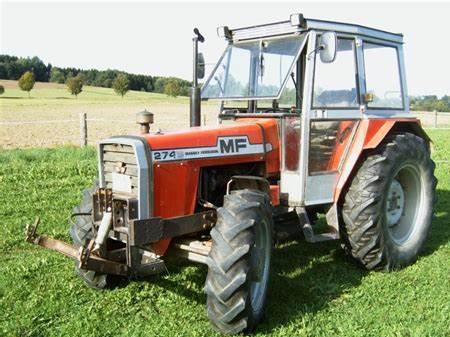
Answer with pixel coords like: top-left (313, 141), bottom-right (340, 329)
top-left (385, 163), bottom-right (424, 245)
top-left (249, 219), bottom-right (271, 313)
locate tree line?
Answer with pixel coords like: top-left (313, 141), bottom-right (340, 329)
top-left (410, 95), bottom-right (450, 112)
top-left (0, 54), bottom-right (191, 96)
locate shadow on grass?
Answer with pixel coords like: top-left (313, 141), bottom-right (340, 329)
top-left (259, 187), bottom-right (450, 333)
top-left (421, 188), bottom-right (450, 256)
top-left (152, 261), bottom-right (208, 304)
top-left (257, 240), bottom-right (363, 333)
top-left (141, 188), bottom-right (450, 334)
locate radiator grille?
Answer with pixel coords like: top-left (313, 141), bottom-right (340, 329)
top-left (102, 143), bottom-right (138, 197)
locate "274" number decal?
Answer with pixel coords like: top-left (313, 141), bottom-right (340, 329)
top-left (153, 150), bottom-right (176, 160)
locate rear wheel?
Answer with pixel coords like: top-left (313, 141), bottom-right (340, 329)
top-left (341, 132), bottom-right (437, 271)
top-left (70, 184), bottom-right (114, 289)
top-left (205, 189), bottom-right (273, 335)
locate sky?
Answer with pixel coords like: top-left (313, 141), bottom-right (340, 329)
top-left (1, 1), bottom-right (449, 96)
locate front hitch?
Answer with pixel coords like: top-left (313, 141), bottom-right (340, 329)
top-left (25, 217), bottom-right (129, 276)
top-left (24, 210), bottom-right (215, 278)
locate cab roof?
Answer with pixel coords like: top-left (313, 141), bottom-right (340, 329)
top-left (227, 14), bottom-right (403, 44)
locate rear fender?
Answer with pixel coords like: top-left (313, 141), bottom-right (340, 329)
top-left (334, 118), bottom-right (428, 204)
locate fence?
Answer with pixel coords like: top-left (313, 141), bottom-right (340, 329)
top-left (0, 111), bottom-right (216, 149)
top-left (0, 112), bottom-right (138, 148)
top-left (0, 111), bottom-right (448, 149)
top-left (413, 110), bottom-right (450, 129)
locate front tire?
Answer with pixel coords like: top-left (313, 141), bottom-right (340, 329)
top-left (205, 189), bottom-right (273, 335)
top-left (342, 132), bottom-right (437, 271)
top-left (70, 184), bottom-right (113, 289)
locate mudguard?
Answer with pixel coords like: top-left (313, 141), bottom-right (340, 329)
top-left (334, 118), bottom-right (429, 203)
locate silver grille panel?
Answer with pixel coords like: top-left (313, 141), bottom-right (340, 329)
top-left (102, 143), bottom-right (138, 197)
top-left (98, 137), bottom-right (153, 219)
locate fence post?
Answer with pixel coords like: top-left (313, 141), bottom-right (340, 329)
top-left (433, 110), bottom-right (438, 128)
top-left (80, 112), bottom-right (87, 147)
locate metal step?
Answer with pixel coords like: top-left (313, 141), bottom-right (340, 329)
top-left (296, 207), bottom-right (340, 243)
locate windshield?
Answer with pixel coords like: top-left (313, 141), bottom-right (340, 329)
top-left (202, 34), bottom-right (306, 100)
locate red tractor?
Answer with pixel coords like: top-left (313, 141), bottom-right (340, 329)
top-left (26, 14), bottom-right (437, 335)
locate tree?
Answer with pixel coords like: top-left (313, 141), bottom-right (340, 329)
top-left (49, 67), bottom-right (65, 83)
top-left (435, 100), bottom-right (449, 112)
top-left (66, 75), bottom-right (84, 98)
top-left (164, 79), bottom-right (181, 97)
top-left (154, 77), bottom-right (166, 93)
top-left (146, 81), bottom-right (154, 92)
top-left (0, 84), bottom-right (4, 95)
top-left (18, 71), bottom-right (35, 98)
top-left (113, 74), bottom-right (130, 98)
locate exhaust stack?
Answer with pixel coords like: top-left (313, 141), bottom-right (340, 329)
top-left (190, 28), bottom-right (205, 127)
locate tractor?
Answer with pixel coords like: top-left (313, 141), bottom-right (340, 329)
top-left (26, 14), bottom-right (437, 335)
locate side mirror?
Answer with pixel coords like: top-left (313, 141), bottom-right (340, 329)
top-left (197, 52), bottom-right (205, 79)
top-left (319, 32), bottom-right (337, 63)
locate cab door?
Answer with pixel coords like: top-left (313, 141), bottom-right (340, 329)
top-left (281, 31), bottom-right (362, 206)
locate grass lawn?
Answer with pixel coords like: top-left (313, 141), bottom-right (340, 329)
top-left (0, 130), bottom-right (449, 337)
top-left (0, 79), bottom-right (191, 109)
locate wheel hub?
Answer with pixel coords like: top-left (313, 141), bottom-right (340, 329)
top-left (385, 163), bottom-right (424, 245)
top-left (386, 179), bottom-right (405, 227)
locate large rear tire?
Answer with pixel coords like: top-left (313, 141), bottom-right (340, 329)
top-left (205, 189), bottom-right (273, 335)
top-left (70, 184), bottom-right (113, 289)
top-left (341, 132), bottom-right (437, 271)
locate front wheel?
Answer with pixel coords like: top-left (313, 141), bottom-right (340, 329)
top-left (70, 184), bottom-right (116, 289)
top-left (341, 132), bottom-right (437, 271)
top-left (205, 189), bottom-right (273, 335)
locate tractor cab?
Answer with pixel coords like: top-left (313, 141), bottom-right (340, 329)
top-left (200, 13), bottom-right (409, 207)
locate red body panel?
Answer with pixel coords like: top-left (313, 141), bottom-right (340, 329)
top-left (142, 118), bottom-right (280, 255)
top-left (137, 115), bottom-right (423, 255)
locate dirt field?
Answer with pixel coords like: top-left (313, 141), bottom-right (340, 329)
top-left (0, 80), bottom-right (448, 149)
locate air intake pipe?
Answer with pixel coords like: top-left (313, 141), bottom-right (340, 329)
top-left (190, 28), bottom-right (205, 127)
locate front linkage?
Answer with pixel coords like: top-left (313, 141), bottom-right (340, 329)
top-left (25, 188), bottom-right (216, 279)
top-left (25, 217), bottom-right (129, 276)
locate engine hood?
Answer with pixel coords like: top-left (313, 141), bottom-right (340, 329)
top-left (142, 119), bottom-right (280, 165)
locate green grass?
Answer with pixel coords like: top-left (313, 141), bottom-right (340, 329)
top-left (0, 81), bottom-right (190, 113)
top-left (0, 130), bottom-right (449, 337)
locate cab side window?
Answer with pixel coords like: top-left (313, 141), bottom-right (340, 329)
top-left (363, 43), bottom-right (403, 109)
top-left (313, 38), bottom-right (358, 109)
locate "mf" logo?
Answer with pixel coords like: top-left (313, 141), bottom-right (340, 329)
top-left (219, 137), bottom-right (248, 154)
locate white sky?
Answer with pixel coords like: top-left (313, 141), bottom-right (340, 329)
top-left (1, 0), bottom-right (449, 96)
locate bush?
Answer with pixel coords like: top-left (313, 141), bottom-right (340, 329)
top-left (18, 71), bottom-right (36, 97)
top-left (66, 75), bottom-right (84, 98)
top-left (164, 80), bottom-right (181, 97)
top-left (112, 74), bottom-right (130, 98)
top-left (0, 84), bottom-right (4, 95)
